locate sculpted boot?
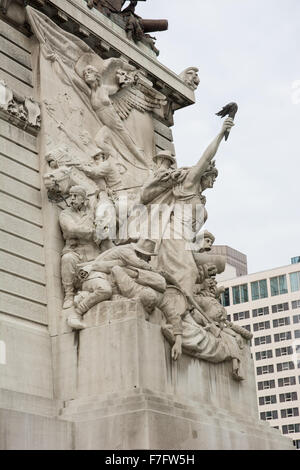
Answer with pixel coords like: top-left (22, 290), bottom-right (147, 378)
top-left (63, 285), bottom-right (75, 309)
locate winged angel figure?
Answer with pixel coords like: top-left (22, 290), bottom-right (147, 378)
top-left (26, 7), bottom-right (166, 170)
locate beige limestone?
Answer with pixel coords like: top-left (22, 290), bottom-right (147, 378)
top-left (0, 1), bottom-right (295, 451)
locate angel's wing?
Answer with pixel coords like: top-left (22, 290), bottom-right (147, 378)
top-left (101, 58), bottom-right (137, 84)
top-left (112, 78), bottom-right (167, 120)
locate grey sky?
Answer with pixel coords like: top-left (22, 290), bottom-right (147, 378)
top-left (137, 0), bottom-right (300, 274)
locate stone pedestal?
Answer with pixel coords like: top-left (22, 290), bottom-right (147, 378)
top-left (56, 301), bottom-right (294, 450)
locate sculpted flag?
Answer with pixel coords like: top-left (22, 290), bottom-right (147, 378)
top-left (26, 6), bottom-right (163, 190)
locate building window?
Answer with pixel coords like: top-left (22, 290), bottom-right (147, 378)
top-left (256, 350), bottom-right (273, 361)
top-left (293, 440), bottom-right (300, 449)
top-left (253, 321), bottom-right (270, 332)
top-left (292, 300), bottom-right (300, 309)
top-left (278, 376), bottom-right (296, 387)
top-left (290, 272), bottom-right (300, 292)
top-left (257, 365), bottom-right (274, 375)
top-left (281, 408), bottom-right (299, 419)
top-left (257, 380), bottom-right (275, 390)
top-left (251, 279), bottom-right (268, 301)
top-left (282, 424), bottom-right (300, 434)
top-left (273, 317), bottom-right (290, 328)
top-left (279, 392), bottom-right (298, 403)
top-left (272, 303), bottom-right (289, 313)
top-left (293, 314), bottom-right (300, 324)
top-left (252, 307), bottom-right (269, 318)
top-left (233, 311), bottom-right (250, 321)
top-left (291, 257), bottom-right (300, 265)
top-left (220, 288), bottom-right (230, 307)
top-left (275, 346), bottom-right (293, 357)
top-left (254, 335), bottom-right (272, 346)
top-left (232, 284), bottom-right (248, 305)
top-left (295, 330), bottom-right (300, 339)
top-left (274, 332), bottom-right (292, 342)
top-left (259, 395), bottom-right (277, 406)
top-left (260, 410), bottom-right (278, 421)
top-left (270, 275), bottom-right (288, 296)
top-left (277, 362), bottom-right (295, 372)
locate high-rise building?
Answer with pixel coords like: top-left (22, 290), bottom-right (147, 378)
top-left (220, 257), bottom-right (300, 449)
top-left (211, 245), bottom-right (248, 281)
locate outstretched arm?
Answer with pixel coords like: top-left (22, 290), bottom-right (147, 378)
top-left (186, 118), bottom-right (234, 186)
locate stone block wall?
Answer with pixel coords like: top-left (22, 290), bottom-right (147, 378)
top-left (0, 18), bottom-right (55, 410)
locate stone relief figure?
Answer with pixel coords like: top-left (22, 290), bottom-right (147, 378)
top-left (77, 146), bottom-right (122, 190)
top-left (74, 54), bottom-right (167, 170)
top-left (58, 185), bottom-right (112, 310)
top-left (140, 117), bottom-right (234, 297)
top-left (162, 265), bottom-right (252, 381)
top-left (93, 188), bottom-right (117, 245)
top-left (179, 67), bottom-right (200, 91)
top-left (74, 238), bottom-right (182, 359)
top-left (76, 59), bottom-right (146, 167)
top-left (195, 230), bottom-right (215, 253)
top-left (43, 155), bottom-right (98, 203)
top-left (192, 230), bottom-right (226, 281)
top-left (27, 7), bottom-right (167, 175)
top-left (0, 79), bottom-right (41, 129)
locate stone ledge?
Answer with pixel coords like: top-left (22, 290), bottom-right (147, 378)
top-left (83, 298), bottom-right (147, 328)
top-left (59, 390), bottom-right (294, 450)
top-left (0, 388), bottom-right (63, 418)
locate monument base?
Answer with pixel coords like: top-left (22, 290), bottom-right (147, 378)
top-left (61, 389), bottom-right (293, 450)
top-left (59, 301), bottom-right (293, 450)
top-left (1, 302), bottom-right (295, 449)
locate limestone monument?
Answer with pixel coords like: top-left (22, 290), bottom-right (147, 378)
top-left (0, 0), bottom-right (294, 450)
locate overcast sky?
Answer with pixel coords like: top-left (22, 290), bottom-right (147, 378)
top-left (136, 0), bottom-right (300, 274)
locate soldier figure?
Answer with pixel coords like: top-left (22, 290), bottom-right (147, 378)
top-left (59, 185), bottom-right (101, 309)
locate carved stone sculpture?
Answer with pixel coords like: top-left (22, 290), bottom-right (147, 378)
top-left (77, 147), bottom-right (122, 190)
top-left (140, 118), bottom-right (234, 297)
top-left (0, 79), bottom-right (41, 131)
top-left (27, 6), bottom-right (167, 189)
top-left (78, 59), bottom-right (146, 166)
top-left (26, 5), bottom-right (246, 380)
top-left (180, 67), bottom-right (200, 91)
top-left (87, 0), bottom-right (168, 55)
top-left (162, 260), bottom-right (252, 381)
top-left (76, 238), bottom-right (183, 359)
top-left (58, 186), bottom-right (102, 310)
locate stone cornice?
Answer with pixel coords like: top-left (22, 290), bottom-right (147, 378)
top-left (45, 0), bottom-right (195, 109)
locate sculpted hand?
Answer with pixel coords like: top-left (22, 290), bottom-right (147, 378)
top-left (80, 165), bottom-right (93, 176)
top-left (221, 117), bottom-right (235, 136)
top-left (159, 173), bottom-right (171, 182)
top-left (171, 335), bottom-right (182, 361)
top-left (143, 264), bottom-right (153, 271)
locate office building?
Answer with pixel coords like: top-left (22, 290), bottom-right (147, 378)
top-left (220, 257), bottom-right (300, 449)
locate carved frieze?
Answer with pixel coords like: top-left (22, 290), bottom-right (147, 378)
top-left (0, 79), bottom-right (41, 133)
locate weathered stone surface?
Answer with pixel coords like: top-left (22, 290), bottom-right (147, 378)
top-left (51, 332), bottom-right (77, 401)
top-left (0, 317), bottom-right (53, 398)
top-left (0, 1), bottom-right (294, 452)
top-left (58, 314), bottom-right (293, 450)
top-left (0, 409), bottom-right (72, 450)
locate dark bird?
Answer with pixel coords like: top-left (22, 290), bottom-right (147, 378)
top-left (216, 102), bottom-right (238, 141)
